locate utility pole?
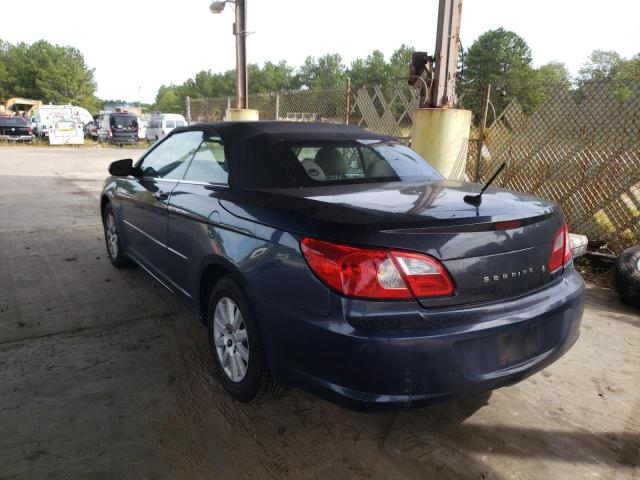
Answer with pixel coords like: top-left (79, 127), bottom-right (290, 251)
top-left (431, 0), bottom-right (463, 108)
top-left (210, 0), bottom-right (257, 119)
top-left (234, 0), bottom-right (248, 109)
top-left (411, 0), bottom-right (470, 181)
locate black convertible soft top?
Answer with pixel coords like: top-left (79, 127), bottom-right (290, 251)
top-left (181, 121), bottom-right (392, 144)
top-left (172, 121), bottom-right (395, 189)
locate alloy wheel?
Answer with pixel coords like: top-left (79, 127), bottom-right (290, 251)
top-left (212, 297), bottom-right (250, 382)
top-left (105, 212), bottom-right (119, 259)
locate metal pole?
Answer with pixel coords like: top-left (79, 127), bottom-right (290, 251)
top-left (234, 0), bottom-right (248, 109)
top-left (431, 0), bottom-right (463, 108)
top-left (344, 77), bottom-right (351, 124)
top-left (475, 83), bottom-right (491, 182)
top-left (275, 92), bottom-right (280, 120)
top-left (185, 96), bottom-right (191, 123)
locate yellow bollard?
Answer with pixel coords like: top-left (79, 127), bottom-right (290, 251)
top-left (225, 109), bottom-right (260, 121)
top-left (411, 108), bottom-right (472, 181)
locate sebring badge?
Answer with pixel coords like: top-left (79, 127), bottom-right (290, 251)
top-left (483, 265), bottom-right (546, 284)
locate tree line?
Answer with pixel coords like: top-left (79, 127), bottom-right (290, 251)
top-left (0, 39), bottom-right (100, 111)
top-left (153, 45), bottom-right (415, 112)
top-left (2, 30), bottom-right (638, 117)
top-left (155, 28), bottom-right (639, 117)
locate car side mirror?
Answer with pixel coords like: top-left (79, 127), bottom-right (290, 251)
top-left (109, 158), bottom-right (134, 176)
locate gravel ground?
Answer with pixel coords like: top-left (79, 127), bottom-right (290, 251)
top-left (0, 146), bottom-right (638, 480)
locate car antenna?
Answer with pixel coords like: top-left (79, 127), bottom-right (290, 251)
top-left (464, 148), bottom-right (511, 206)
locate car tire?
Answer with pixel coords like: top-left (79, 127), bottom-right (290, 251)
top-left (206, 277), bottom-right (283, 401)
top-left (615, 245), bottom-right (640, 307)
top-left (102, 203), bottom-right (131, 268)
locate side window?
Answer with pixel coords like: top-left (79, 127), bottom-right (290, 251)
top-left (175, 120), bottom-right (186, 127)
top-left (165, 120), bottom-right (176, 129)
top-left (139, 131), bottom-right (203, 179)
top-left (183, 135), bottom-right (228, 184)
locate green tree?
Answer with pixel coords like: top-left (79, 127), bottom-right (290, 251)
top-left (461, 28), bottom-right (543, 117)
top-left (154, 85), bottom-right (183, 113)
top-left (249, 60), bottom-right (295, 93)
top-left (612, 53), bottom-right (640, 101)
top-left (348, 50), bottom-right (390, 91)
top-left (0, 39), bottom-right (97, 110)
top-left (577, 50), bottom-right (640, 102)
top-left (578, 50), bottom-right (622, 82)
top-left (296, 54), bottom-right (346, 89)
top-left (0, 39), bottom-right (10, 100)
top-left (537, 62), bottom-right (571, 87)
top-left (388, 44), bottom-right (415, 82)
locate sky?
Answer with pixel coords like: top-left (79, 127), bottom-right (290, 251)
top-left (2, 0), bottom-right (639, 103)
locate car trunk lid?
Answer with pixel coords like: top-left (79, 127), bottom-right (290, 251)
top-left (220, 180), bottom-right (564, 306)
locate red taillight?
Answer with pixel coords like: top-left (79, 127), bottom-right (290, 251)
top-left (549, 222), bottom-right (571, 271)
top-left (108, 128), bottom-right (113, 136)
top-left (494, 220), bottom-right (522, 230)
top-left (300, 238), bottom-right (453, 300)
top-left (563, 224), bottom-right (572, 265)
top-left (391, 251), bottom-right (455, 297)
top-left (28, 127), bottom-right (32, 134)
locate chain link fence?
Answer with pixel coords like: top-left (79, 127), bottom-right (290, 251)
top-left (186, 79), bottom-right (639, 253)
top-left (468, 80), bottom-right (640, 253)
top-left (189, 88), bottom-right (345, 123)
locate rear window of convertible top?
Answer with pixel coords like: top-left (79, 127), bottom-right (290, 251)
top-left (279, 139), bottom-right (442, 185)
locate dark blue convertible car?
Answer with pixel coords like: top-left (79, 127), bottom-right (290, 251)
top-left (100, 121), bottom-right (584, 407)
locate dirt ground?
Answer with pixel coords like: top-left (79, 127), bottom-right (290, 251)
top-left (0, 146), bottom-right (639, 480)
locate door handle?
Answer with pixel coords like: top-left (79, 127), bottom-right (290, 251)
top-left (154, 191), bottom-right (169, 201)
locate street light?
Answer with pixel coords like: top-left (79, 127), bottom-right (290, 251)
top-left (210, 0), bottom-right (248, 110)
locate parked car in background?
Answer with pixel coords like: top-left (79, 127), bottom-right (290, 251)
top-left (0, 116), bottom-right (34, 142)
top-left (98, 112), bottom-right (139, 145)
top-left (49, 120), bottom-right (84, 145)
top-left (84, 121), bottom-right (99, 139)
top-left (100, 122), bottom-right (585, 407)
top-left (145, 113), bottom-right (187, 142)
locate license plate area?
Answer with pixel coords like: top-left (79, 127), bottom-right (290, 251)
top-left (497, 322), bottom-right (541, 366)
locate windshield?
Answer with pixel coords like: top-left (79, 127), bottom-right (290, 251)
top-left (282, 140), bottom-right (442, 185)
top-left (110, 115), bottom-right (138, 129)
top-left (0, 117), bottom-right (28, 126)
top-left (56, 121), bottom-right (76, 128)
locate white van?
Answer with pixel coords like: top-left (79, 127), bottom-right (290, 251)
top-left (49, 120), bottom-right (84, 145)
top-left (145, 113), bottom-right (187, 142)
top-left (30, 105), bottom-right (93, 138)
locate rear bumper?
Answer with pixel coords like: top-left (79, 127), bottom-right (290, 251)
top-left (252, 266), bottom-right (585, 407)
top-left (49, 137), bottom-right (84, 145)
top-left (0, 134), bottom-right (34, 142)
top-left (109, 137), bottom-right (138, 144)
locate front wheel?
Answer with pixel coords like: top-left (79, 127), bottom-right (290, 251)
top-left (207, 277), bottom-right (282, 401)
top-left (102, 203), bottom-right (130, 268)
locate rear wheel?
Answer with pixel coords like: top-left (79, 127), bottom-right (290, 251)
top-left (207, 277), bottom-right (282, 401)
top-left (102, 203), bottom-right (130, 268)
